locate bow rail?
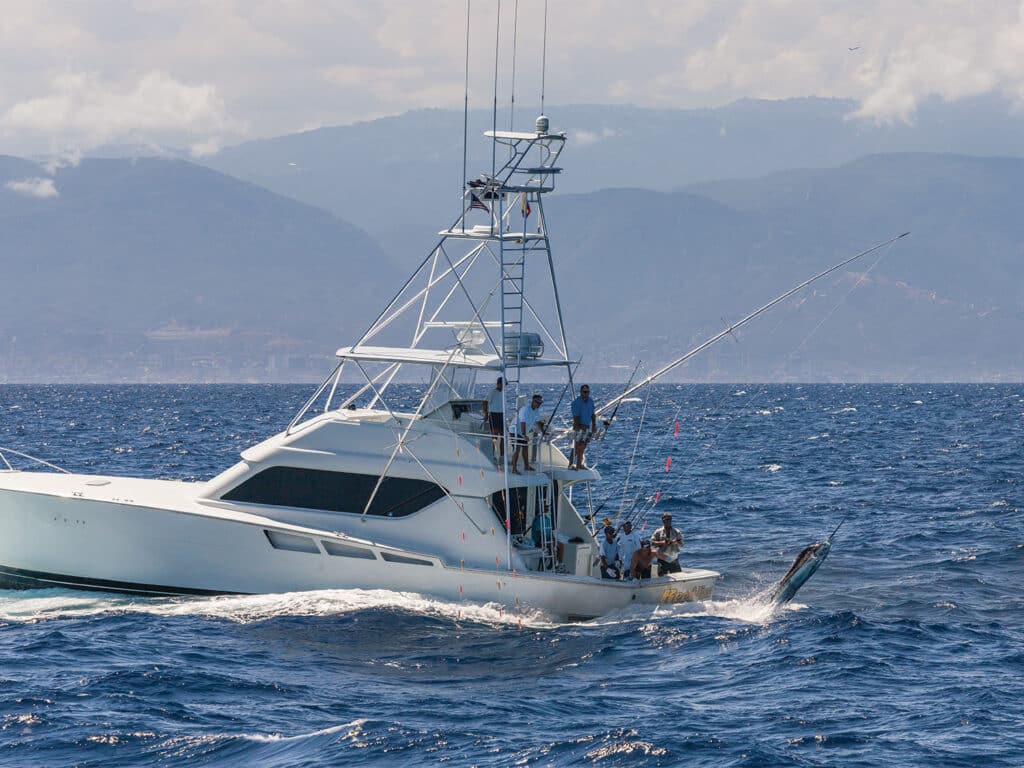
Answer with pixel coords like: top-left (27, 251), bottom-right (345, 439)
top-left (0, 447), bottom-right (71, 474)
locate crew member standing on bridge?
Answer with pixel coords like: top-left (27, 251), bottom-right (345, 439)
top-left (569, 384), bottom-right (596, 470)
top-left (512, 393), bottom-right (545, 474)
top-left (482, 376), bottom-right (505, 460)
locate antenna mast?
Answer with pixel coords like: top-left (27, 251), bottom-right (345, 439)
top-left (509, 0), bottom-right (519, 139)
top-left (460, 0), bottom-right (471, 231)
top-left (540, 0), bottom-right (548, 114)
top-left (490, 0), bottom-right (501, 194)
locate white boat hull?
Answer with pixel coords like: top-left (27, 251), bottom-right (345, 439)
top-left (0, 481), bottom-right (717, 620)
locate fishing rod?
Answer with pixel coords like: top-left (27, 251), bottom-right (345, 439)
top-left (584, 232), bottom-right (910, 425)
top-left (594, 359), bottom-right (642, 442)
top-left (543, 359), bottom-right (581, 437)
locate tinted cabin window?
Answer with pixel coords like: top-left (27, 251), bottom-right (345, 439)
top-left (223, 467), bottom-right (445, 517)
top-left (490, 487), bottom-right (529, 535)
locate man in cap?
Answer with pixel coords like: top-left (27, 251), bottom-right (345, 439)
top-left (511, 393), bottom-right (545, 473)
top-left (598, 525), bottom-right (621, 579)
top-left (616, 520), bottom-right (642, 580)
top-left (630, 539), bottom-right (657, 580)
top-left (651, 513), bottom-right (684, 574)
top-left (569, 384), bottom-right (597, 470)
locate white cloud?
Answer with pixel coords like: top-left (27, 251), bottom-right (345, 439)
top-left (5, 177), bottom-right (58, 198)
top-left (189, 137), bottom-right (223, 158)
top-left (1, 70), bottom-right (244, 155)
top-left (40, 147), bottom-right (82, 175)
top-left (571, 127), bottom-right (618, 146)
top-left (1, 1), bottom-right (1024, 153)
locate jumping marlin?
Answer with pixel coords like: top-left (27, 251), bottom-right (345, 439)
top-left (769, 520), bottom-right (844, 604)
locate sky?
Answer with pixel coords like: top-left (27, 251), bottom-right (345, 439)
top-left (2, 1), bottom-right (1024, 158)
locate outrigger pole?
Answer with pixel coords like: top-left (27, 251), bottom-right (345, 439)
top-left (590, 232), bottom-right (910, 421)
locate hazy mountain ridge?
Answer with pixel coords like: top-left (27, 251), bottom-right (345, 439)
top-left (542, 179), bottom-right (1023, 382)
top-left (0, 156), bottom-right (395, 382)
top-left (202, 95), bottom-right (1024, 262)
top-left (2, 97), bottom-right (1023, 382)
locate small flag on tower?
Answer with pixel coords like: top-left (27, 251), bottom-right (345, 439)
top-left (470, 193), bottom-right (489, 212)
top-left (521, 195), bottom-right (532, 219)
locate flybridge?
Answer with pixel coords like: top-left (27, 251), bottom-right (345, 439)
top-left (289, 115), bottom-right (576, 434)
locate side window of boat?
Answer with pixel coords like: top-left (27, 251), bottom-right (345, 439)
top-left (222, 466), bottom-right (446, 517)
top-left (489, 487), bottom-right (529, 535)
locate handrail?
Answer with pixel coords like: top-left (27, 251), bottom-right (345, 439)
top-left (0, 446), bottom-right (72, 474)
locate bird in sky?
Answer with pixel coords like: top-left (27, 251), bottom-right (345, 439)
top-left (848, 46), bottom-right (861, 51)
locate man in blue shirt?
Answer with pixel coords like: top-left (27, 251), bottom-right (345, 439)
top-left (598, 525), bottom-right (621, 579)
top-left (569, 384), bottom-right (596, 470)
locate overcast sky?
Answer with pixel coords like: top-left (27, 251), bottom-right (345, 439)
top-left (2, 1), bottom-right (1023, 158)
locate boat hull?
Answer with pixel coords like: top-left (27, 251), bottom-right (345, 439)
top-left (0, 485), bottom-right (717, 619)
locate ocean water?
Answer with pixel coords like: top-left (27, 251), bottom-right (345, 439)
top-left (0, 383), bottom-right (1021, 767)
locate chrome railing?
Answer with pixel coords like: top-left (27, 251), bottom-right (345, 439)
top-left (0, 446), bottom-right (71, 474)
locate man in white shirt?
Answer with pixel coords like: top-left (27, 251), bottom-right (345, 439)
top-left (616, 520), bottom-right (642, 579)
top-left (481, 376), bottom-right (505, 459)
top-left (511, 393), bottom-right (545, 473)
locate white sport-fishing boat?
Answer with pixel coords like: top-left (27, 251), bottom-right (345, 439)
top-left (0, 117), bottom-right (725, 620)
top-left (0, 79), bottom-right (905, 618)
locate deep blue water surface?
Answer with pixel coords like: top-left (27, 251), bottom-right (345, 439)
top-left (0, 384), bottom-right (1021, 766)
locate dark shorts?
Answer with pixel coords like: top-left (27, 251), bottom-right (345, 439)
top-left (657, 559), bottom-right (682, 575)
top-left (633, 565), bottom-right (652, 579)
top-left (600, 564), bottom-right (621, 580)
top-left (489, 412), bottom-right (504, 431)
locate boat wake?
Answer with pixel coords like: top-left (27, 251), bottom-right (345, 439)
top-left (588, 588), bottom-right (806, 627)
top-left (0, 587), bottom-right (560, 628)
top-left (1, 575), bottom-right (812, 629)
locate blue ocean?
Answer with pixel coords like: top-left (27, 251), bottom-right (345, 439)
top-left (0, 383), bottom-right (1021, 767)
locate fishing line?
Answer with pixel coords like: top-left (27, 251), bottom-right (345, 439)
top-left (774, 238), bottom-right (896, 372)
top-left (616, 239), bottom-right (899, 529)
top-left (616, 368), bottom-right (653, 521)
top-left (686, 238), bottom-right (898, 475)
top-left (621, 395), bottom-right (686, 528)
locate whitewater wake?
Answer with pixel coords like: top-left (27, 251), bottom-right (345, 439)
top-left (0, 584), bottom-right (806, 629)
top-left (0, 587), bottom-right (559, 628)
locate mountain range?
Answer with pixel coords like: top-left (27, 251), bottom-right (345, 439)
top-left (0, 156), bottom-right (392, 381)
top-left (1, 96), bottom-right (1022, 382)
